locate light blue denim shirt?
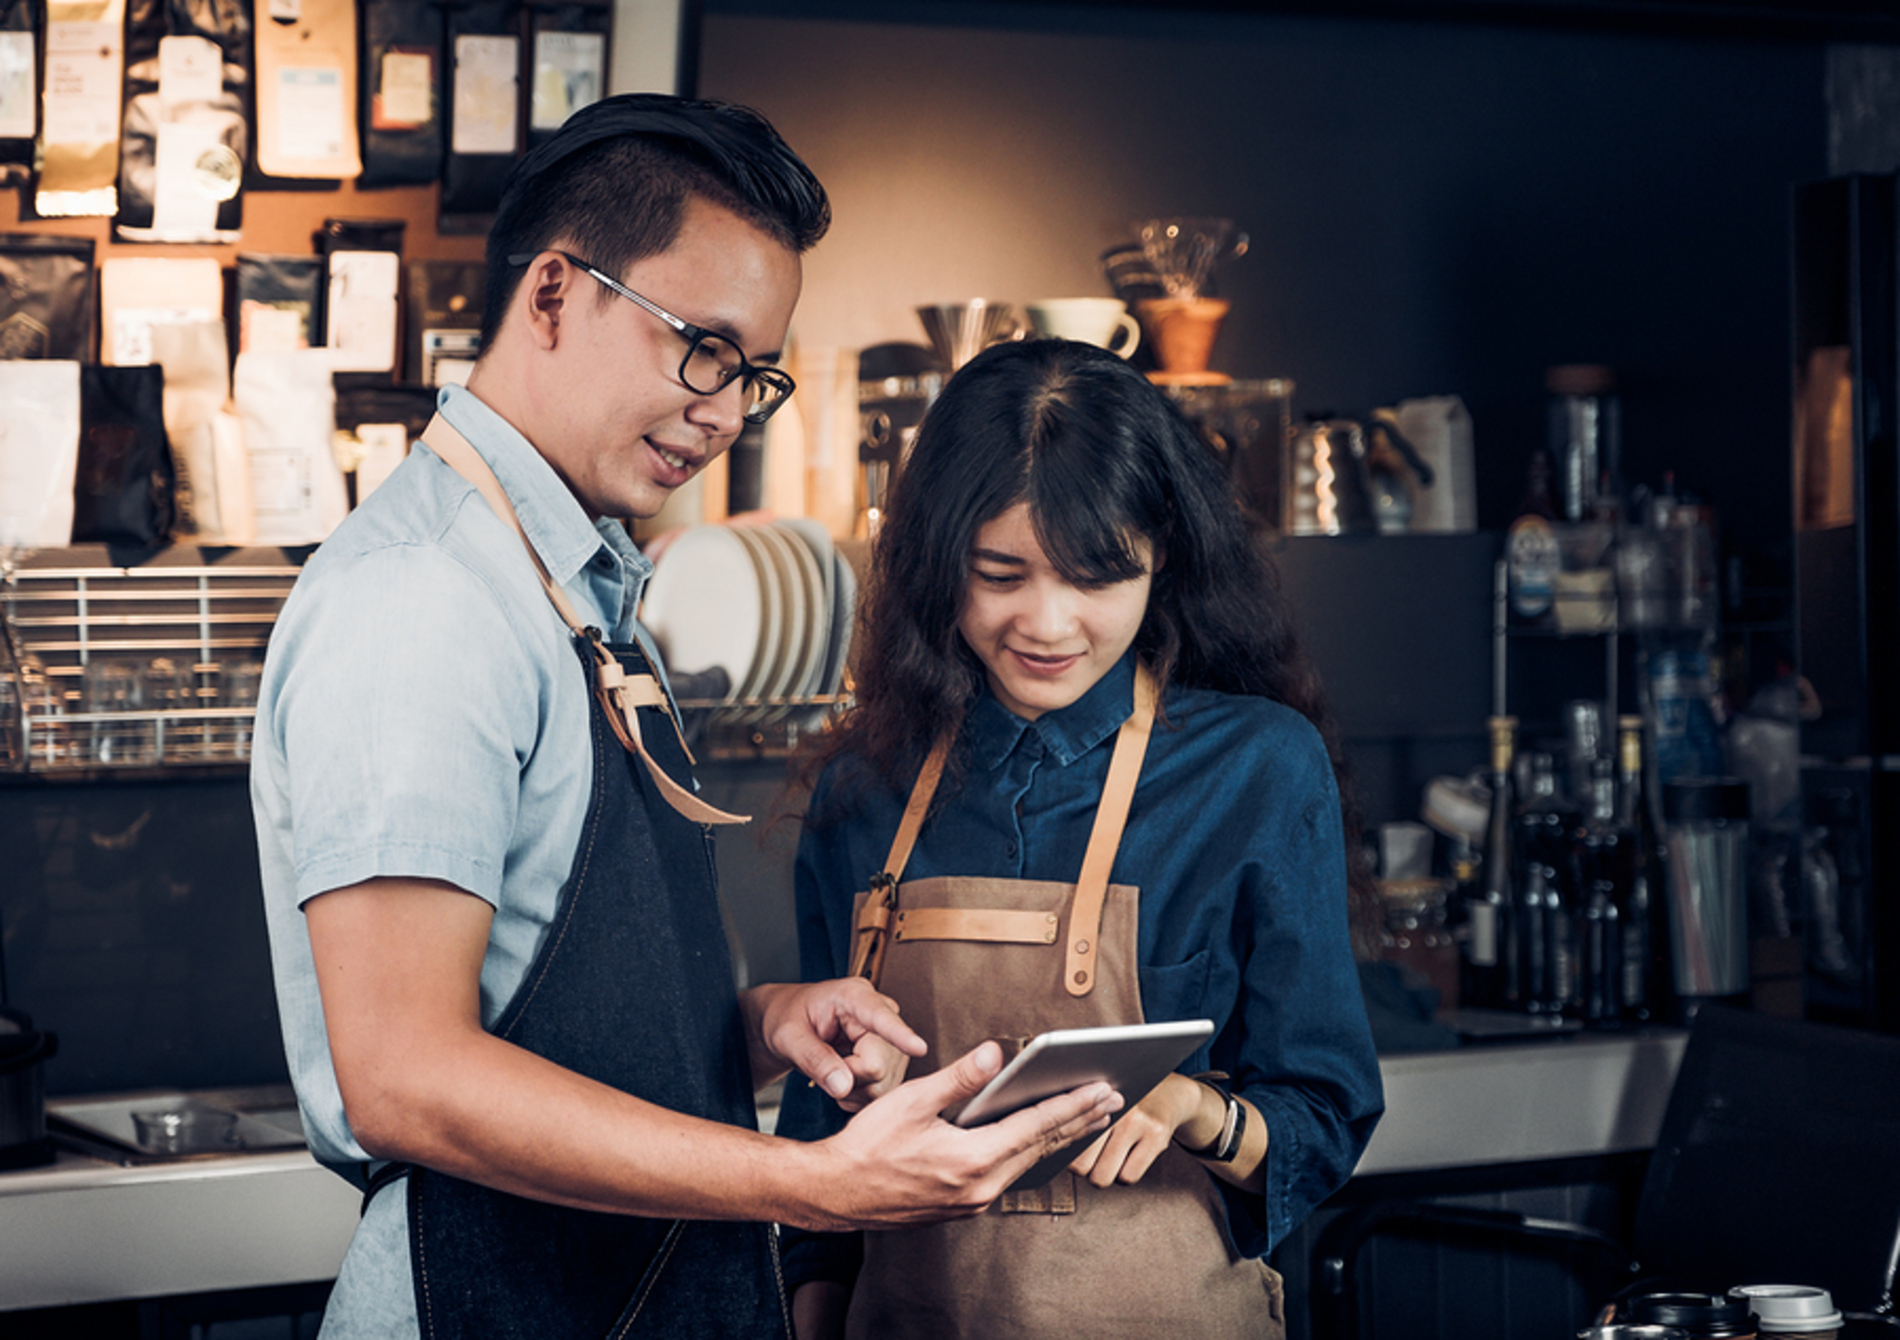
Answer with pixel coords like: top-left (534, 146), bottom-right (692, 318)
top-left (251, 384), bottom-right (656, 1337)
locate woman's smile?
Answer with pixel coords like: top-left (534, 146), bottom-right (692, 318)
top-left (959, 502), bottom-right (1153, 720)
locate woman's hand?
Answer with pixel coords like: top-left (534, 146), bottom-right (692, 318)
top-left (1065, 1072), bottom-right (1216, 1187)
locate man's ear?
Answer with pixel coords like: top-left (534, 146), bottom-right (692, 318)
top-left (521, 252), bottom-right (570, 352)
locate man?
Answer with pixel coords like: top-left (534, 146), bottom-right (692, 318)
top-left (252, 94), bottom-right (1119, 1338)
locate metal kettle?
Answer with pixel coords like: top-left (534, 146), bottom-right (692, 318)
top-left (1286, 411), bottom-right (1435, 535)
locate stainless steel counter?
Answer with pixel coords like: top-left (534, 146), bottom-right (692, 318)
top-left (1355, 1027), bottom-right (1688, 1176)
top-left (0, 1147), bottom-right (359, 1312)
top-left (0, 1028), bottom-right (1688, 1313)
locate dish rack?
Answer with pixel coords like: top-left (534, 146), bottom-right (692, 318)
top-left (0, 562), bottom-right (300, 776)
top-left (0, 558), bottom-right (850, 774)
top-left (677, 692), bottom-right (852, 760)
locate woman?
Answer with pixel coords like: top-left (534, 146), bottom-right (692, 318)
top-left (777, 338), bottom-right (1383, 1339)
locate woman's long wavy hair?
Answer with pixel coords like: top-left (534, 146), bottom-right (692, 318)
top-left (804, 338), bottom-right (1373, 925)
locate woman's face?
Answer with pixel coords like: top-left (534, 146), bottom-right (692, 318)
top-left (957, 501), bottom-right (1153, 720)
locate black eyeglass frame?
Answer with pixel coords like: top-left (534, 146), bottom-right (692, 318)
top-left (506, 250), bottom-right (795, 424)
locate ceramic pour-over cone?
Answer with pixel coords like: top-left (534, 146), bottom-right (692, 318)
top-left (916, 301), bottom-right (1021, 371)
top-left (1137, 297), bottom-right (1231, 386)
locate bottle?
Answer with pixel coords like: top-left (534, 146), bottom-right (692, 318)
top-left (1546, 363), bottom-right (1620, 523)
top-left (1466, 715), bottom-right (1516, 1008)
top-left (1512, 750), bottom-right (1577, 1014)
top-left (1575, 755), bottom-right (1624, 1026)
top-left (1446, 836), bottom-right (1481, 1006)
top-left (1506, 451), bottom-right (1562, 627)
top-left (1615, 715), bottom-right (1667, 1024)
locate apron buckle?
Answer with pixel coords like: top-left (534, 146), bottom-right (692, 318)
top-left (848, 872), bottom-right (899, 983)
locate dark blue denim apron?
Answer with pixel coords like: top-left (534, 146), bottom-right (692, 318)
top-left (364, 634), bottom-right (788, 1339)
top-left (362, 417), bottom-right (790, 1339)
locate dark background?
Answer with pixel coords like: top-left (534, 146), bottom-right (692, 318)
top-left (697, 0), bottom-right (1833, 559)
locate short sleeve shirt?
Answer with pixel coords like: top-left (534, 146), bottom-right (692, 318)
top-left (251, 385), bottom-right (655, 1337)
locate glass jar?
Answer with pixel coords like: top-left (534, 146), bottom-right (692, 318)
top-left (1378, 877), bottom-right (1460, 1008)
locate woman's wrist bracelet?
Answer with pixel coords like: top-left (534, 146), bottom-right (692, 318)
top-left (1181, 1075), bottom-right (1246, 1163)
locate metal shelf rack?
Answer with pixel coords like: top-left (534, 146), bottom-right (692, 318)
top-left (1, 562), bottom-right (299, 776)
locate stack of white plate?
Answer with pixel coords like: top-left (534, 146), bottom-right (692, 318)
top-left (640, 520), bottom-right (856, 726)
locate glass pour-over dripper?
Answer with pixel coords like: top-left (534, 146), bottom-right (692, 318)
top-left (1137, 218), bottom-right (1249, 299)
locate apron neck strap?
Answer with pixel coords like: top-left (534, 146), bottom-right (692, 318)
top-left (1065, 665), bottom-right (1157, 995)
top-left (419, 413), bottom-right (747, 828)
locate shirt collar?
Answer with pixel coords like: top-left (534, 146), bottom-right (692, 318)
top-left (437, 385), bottom-right (647, 591)
top-left (436, 385), bottom-right (653, 634)
top-left (967, 652), bottom-right (1138, 771)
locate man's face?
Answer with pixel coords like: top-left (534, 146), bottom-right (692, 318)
top-left (531, 196), bottom-right (802, 521)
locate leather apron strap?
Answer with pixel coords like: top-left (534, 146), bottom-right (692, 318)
top-left (420, 413), bottom-right (747, 827)
top-left (849, 665), bottom-right (1159, 997)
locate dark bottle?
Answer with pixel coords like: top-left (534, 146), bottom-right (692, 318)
top-left (1575, 755), bottom-right (1625, 1026)
top-left (1511, 750), bottom-right (1577, 1014)
top-left (1615, 715), bottom-right (1669, 1024)
top-left (1466, 716), bottom-right (1516, 1008)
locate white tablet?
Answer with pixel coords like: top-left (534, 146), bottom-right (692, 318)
top-left (954, 1019), bottom-right (1217, 1191)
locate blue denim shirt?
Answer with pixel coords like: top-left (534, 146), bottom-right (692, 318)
top-left (779, 652), bottom-right (1384, 1280)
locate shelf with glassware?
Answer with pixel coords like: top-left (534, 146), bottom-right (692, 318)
top-left (1473, 494), bottom-right (1763, 1028)
top-left (0, 559), bottom-right (296, 781)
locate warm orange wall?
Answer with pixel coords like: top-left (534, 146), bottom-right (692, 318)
top-left (0, 178), bottom-right (488, 267)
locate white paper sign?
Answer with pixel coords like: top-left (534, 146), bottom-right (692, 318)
top-left (275, 66), bottom-right (346, 163)
top-left (352, 423), bottom-right (409, 501)
top-left (324, 250), bottom-right (400, 373)
top-left (452, 35), bottom-right (518, 154)
top-left (0, 31), bottom-right (36, 138)
top-left (376, 49), bottom-right (433, 128)
top-left (531, 31), bottom-right (602, 131)
top-left (158, 34), bottom-right (222, 105)
top-left (151, 116), bottom-right (222, 234)
top-left (112, 305), bottom-right (217, 367)
top-left (0, 361), bottom-right (81, 553)
top-left (44, 20), bottom-right (120, 144)
top-left (235, 350), bottom-right (347, 546)
top-left (244, 305), bottom-right (306, 354)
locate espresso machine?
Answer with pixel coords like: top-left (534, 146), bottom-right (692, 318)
top-left (856, 342), bottom-right (943, 538)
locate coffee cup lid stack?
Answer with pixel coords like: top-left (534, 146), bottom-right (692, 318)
top-left (1727, 1285), bottom-right (1843, 1338)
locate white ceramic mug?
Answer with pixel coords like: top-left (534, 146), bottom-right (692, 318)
top-left (1025, 298), bottom-right (1141, 358)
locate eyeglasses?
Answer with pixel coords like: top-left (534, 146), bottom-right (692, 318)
top-left (507, 250), bottom-right (796, 424)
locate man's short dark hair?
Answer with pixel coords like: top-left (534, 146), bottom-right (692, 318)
top-left (481, 94), bottom-right (830, 349)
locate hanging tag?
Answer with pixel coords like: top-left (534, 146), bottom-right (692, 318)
top-left (157, 35), bottom-right (221, 106)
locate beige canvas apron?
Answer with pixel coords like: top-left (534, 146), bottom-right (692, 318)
top-left (842, 667), bottom-right (1285, 1340)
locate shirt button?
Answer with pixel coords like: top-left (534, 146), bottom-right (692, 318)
top-left (1006, 842), bottom-right (1018, 859)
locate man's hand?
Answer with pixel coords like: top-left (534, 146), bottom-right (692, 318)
top-left (742, 978), bottom-right (926, 1108)
top-left (788, 1041), bottom-right (1123, 1232)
